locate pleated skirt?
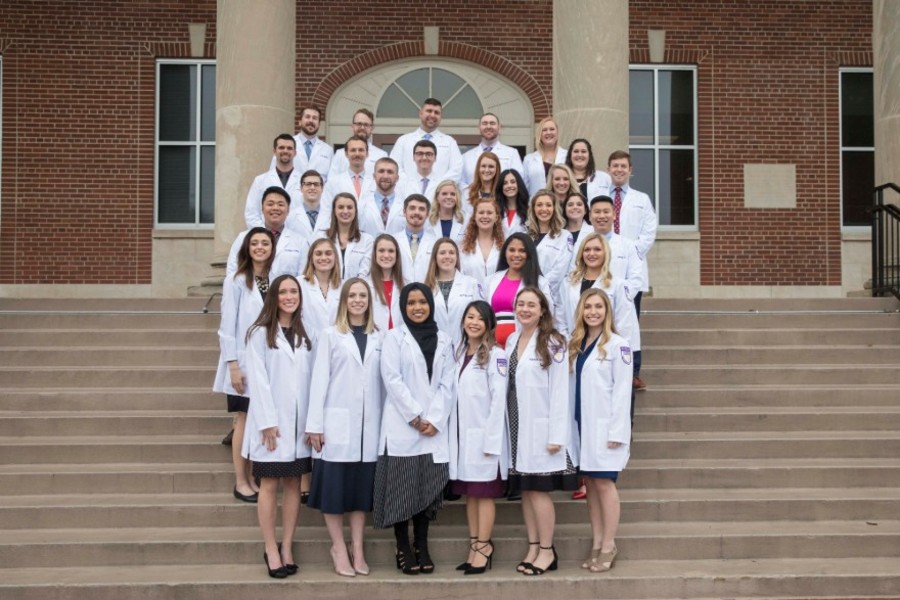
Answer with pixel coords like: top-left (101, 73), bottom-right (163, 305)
top-left (372, 452), bottom-right (449, 529)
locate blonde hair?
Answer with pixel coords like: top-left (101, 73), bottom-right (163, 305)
top-left (546, 163), bottom-right (580, 199)
top-left (526, 189), bottom-right (565, 239)
top-left (534, 116), bottom-right (560, 152)
top-left (569, 232), bottom-right (613, 288)
top-left (334, 278), bottom-right (377, 334)
top-left (424, 238), bottom-right (460, 289)
top-left (428, 180), bottom-right (465, 226)
top-left (302, 238), bottom-right (342, 289)
top-left (568, 288), bottom-right (617, 372)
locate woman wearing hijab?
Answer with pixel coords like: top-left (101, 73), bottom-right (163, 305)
top-left (374, 283), bottom-right (456, 575)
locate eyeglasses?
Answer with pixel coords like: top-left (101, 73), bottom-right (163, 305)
top-left (302, 181), bottom-right (322, 188)
top-left (414, 152), bottom-right (436, 158)
top-left (352, 122), bottom-right (373, 128)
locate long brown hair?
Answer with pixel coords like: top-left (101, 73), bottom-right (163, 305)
top-left (424, 238), bottom-right (460, 289)
top-left (302, 238), bottom-right (342, 289)
top-left (467, 151), bottom-right (500, 208)
top-left (234, 227), bottom-right (275, 289)
top-left (568, 288), bottom-right (616, 371)
top-left (325, 192), bottom-right (362, 243)
top-left (569, 231), bottom-right (612, 288)
top-left (334, 277), bottom-right (377, 334)
top-left (246, 274), bottom-right (311, 351)
top-left (526, 189), bottom-right (565, 239)
top-left (515, 286), bottom-right (566, 369)
top-left (368, 234), bottom-right (405, 305)
top-left (461, 197), bottom-right (504, 254)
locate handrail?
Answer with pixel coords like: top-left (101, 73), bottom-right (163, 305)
top-left (872, 183), bottom-right (900, 300)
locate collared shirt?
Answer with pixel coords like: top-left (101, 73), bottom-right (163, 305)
top-left (276, 168), bottom-right (293, 188)
top-left (405, 228), bottom-right (423, 246)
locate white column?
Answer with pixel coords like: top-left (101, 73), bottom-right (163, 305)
top-left (873, 0), bottom-right (900, 194)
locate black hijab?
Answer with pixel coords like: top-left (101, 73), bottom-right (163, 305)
top-left (400, 282), bottom-right (439, 380)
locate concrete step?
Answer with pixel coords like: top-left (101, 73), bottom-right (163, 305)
top-left (1, 557), bottom-right (899, 600)
top-left (642, 327), bottom-right (900, 346)
top-left (0, 389), bottom-right (220, 411)
top-left (640, 364), bottom-right (900, 385)
top-left (645, 345), bottom-right (900, 365)
top-left (637, 384), bottom-right (900, 407)
top-left (0, 313), bottom-right (219, 330)
top-left (0, 366), bottom-right (216, 388)
top-left (0, 329), bottom-right (218, 347)
top-left (0, 411), bottom-right (232, 436)
top-left (0, 348), bottom-right (220, 367)
top-left (636, 406), bottom-right (900, 432)
top-left (1, 520), bottom-right (897, 566)
top-left (643, 297), bottom-right (900, 311)
top-left (639, 313), bottom-right (900, 329)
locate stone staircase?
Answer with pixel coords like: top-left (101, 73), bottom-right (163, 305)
top-left (1, 296), bottom-right (899, 599)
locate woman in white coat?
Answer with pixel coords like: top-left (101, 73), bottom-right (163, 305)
top-left (426, 180), bottom-right (466, 244)
top-left (213, 227), bottom-right (273, 503)
top-left (306, 278), bottom-right (384, 577)
top-left (505, 287), bottom-right (576, 576)
top-left (567, 289), bottom-right (632, 573)
top-left (298, 238), bottom-right (342, 342)
top-left (459, 198), bottom-right (504, 287)
top-left (565, 138), bottom-right (612, 201)
top-left (546, 164), bottom-right (581, 213)
top-left (374, 283), bottom-right (456, 575)
top-left (522, 116), bottom-right (567, 196)
top-left (244, 274), bottom-right (314, 579)
top-left (424, 238), bottom-right (484, 347)
top-left (318, 192), bottom-right (374, 281)
top-left (526, 190), bottom-right (574, 299)
top-left (364, 234), bottom-right (405, 331)
top-left (495, 169), bottom-right (529, 238)
top-left (462, 151), bottom-right (500, 214)
top-left (449, 301), bottom-right (508, 575)
top-left (563, 192), bottom-right (594, 247)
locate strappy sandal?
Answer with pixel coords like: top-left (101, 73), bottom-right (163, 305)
top-left (395, 545), bottom-right (419, 575)
top-left (456, 536), bottom-right (477, 571)
top-left (414, 541), bottom-right (434, 574)
top-left (522, 545), bottom-right (557, 576)
top-left (582, 547), bottom-right (601, 569)
top-left (589, 546), bottom-right (618, 573)
top-left (516, 541), bottom-right (539, 572)
top-left (464, 539), bottom-right (494, 575)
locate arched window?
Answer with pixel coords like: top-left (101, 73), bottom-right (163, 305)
top-left (376, 67), bottom-right (483, 120)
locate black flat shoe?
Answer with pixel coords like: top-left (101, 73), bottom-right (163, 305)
top-left (233, 487), bottom-right (258, 503)
top-left (300, 491), bottom-right (310, 505)
top-left (263, 552), bottom-right (288, 579)
top-left (221, 428), bottom-right (234, 446)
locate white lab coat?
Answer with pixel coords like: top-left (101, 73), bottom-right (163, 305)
top-left (316, 169), bottom-right (375, 232)
top-left (534, 230), bottom-right (574, 298)
top-left (212, 273), bottom-right (266, 396)
top-left (460, 142), bottom-right (524, 186)
top-left (390, 128), bottom-right (463, 183)
top-left (315, 231), bottom-right (374, 281)
top-left (243, 325), bottom-right (313, 463)
top-left (396, 175), bottom-right (440, 206)
top-left (449, 347), bottom-right (509, 481)
top-left (584, 171), bottom-right (612, 202)
top-left (570, 333), bottom-right (632, 472)
top-left (485, 270), bottom-right (565, 334)
top-left (328, 143), bottom-right (387, 179)
top-left (570, 232), bottom-right (645, 298)
top-left (568, 222), bottom-right (594, 248)
top-left (558, 276), bottom-right (641, 352)
top-left (298, 276), bottom-right (341, 342)
top-left (357, 190), bottom-right (407, 238)
top-left (522, 148), bottom-right (567, 197)
top-left (306, 326), bottom-right (384, 462)
top-left (268, 135), bottom-right (333, 181)
top-left (243, 168), bottom-right (305, 235)
top-left (226, 228), bottom-right (310, 280)
top-left (501, 210), bottom-right (528, 239)
top-left (432, 271), bottom-right (485, 346)
top-left (505, 330), bottom-right (573, 472)
top-left (426, 217), bottom-right (466, 246)
top-left (459, 243), bottom-right (502, 287)
top-left (392, 229), bottom-right (438, 284)
top-left (363, 275), bottom-right (403, 332)
top-left (615, 186), bottom-right (658, 292)
top-left (379, 326), bottom-right (456, 462)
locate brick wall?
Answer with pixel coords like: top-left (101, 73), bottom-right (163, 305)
top-left (631, 0), bottom-right (871, 286)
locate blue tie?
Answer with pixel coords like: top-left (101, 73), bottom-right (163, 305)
top-left (422, 133), bottom-right (433, 141)
top-left (304, 140), bottom-right (312, 160)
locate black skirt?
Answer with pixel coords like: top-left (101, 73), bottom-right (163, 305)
top-left (372, 453), bottom-right (448, 528)
top-left (252, 457), bottom-right (312, 479)
top-left (307, 459), bottom-right (376, 514)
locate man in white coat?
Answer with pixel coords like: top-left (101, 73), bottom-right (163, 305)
top-left (227, 186), bottom-right (310, 279)
top-left (245, 134), bottom-right (304, 233)
top-left (317, 136), bottom-right (373, 231)
top-left (391, 194), bottom-right (437, 284)
top-left (358, 157), bottom-right (406, 237)
top-left (460, 113), bottom-right (524, 186)
top-left (390, 97), bottom-right (462, 183)
top-left (273, 105), bottom-right (333, 181)
top-left (327, 108), bottom-right (387, 178)
top-left (395, 139), bottom-right (441, 202)
top-left (607, 150), bottom-right (657, 390)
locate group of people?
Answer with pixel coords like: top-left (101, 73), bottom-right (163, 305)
top-left (212, 97), bottom-right (658, 579)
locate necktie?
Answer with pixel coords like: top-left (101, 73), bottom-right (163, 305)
top-left (353, 174), bottom-right (361, 197)
top-left (380, 196), bottom-right (390, 227)
top-left (483, 145), bottom-right (493, 153)
top-left (410, 233), bottom-right (419, 260)
top-left (613, 187), bottom-right (623, 235)
top-left (307, 209), bottom-right (318, 230)
top-left (421, 178), bottom-right (429, 194)
top-left (304, 140), bottom-right (312, 160)
top-left (422, 133), bottom-right (433, 141)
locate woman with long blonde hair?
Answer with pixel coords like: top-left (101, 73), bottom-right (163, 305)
top-left (299, 238), bottom-right (343, 342)
top-left (522, 116), bottom-right (567, 196)
top-left (426, 180), bottom-right (466, 244)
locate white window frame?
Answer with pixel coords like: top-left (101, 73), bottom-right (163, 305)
top-left (839, 67), bottom-right (874, 232)
top-left (629, 64), bottom-right (698, 232)
top-left (154, 59), bottom-right (216, 228)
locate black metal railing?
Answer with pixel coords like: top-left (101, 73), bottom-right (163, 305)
top-left (872, 183), bottom-right (900, 299)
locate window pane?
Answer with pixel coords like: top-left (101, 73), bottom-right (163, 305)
top-left (659, 149), bottom-right (695, 226)
top-left (396, 68), bottom-right (430, 104)
top-left (658, 70), bottom-right (694, 145)
top-left (159, 65), bottom-right (197, 142)
top-left (629, 70), bottom-right (654, 145)
top-left (842, 150), bottom-right (874, 226)
top-left (841, 72), bottom-right (873, 148)
top-left (201, 65), bottom-right (216, 142)
top-left (377, 83), bottom-right (419, 118)
top-left (431, 68), bottom-right (467, 105)
top-left (200, 146), bottom-right (215, 224)
top-left (157, 146), bottom-right (196, 223)
top-left (630, 149), bottom-right (655, 207)
top-left (442, 85), bottom-right (484, 119)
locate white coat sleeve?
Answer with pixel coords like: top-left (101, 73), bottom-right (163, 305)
top-left (225, 235), bottom-right (243, 279)
top-left (218, 275), bottom-right (241, 362)
top-left (608, 340), bottom-right (634, 444)
top-left (611, 281), bottom-right (637, 342)
top-left (246, 328), bottom-right (279, 430)
top-left (445, 138), bottom-right (463, 183)
top-left (547, 342), bottom-right (570, 447)
top-left (482, 350), bottom-right (508, 456)
top-left (623, 243), bottom-right (646, 299)
top-left (635, 194), bottom-right (658, 260)
top-left (244, 177), bottom-right (264, 229)
top-left (539, 277), bottom-right (567, 336)
top-left (305, 329), bottom-right (332, 434)
top-left (380, 332), bottom-right (425, 423)
top-left (426, 341), bottom-right (455, 433)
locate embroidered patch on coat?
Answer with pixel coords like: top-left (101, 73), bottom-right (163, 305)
top-left (620, 346), bottom-right (632, 365)
top-left (552, 343), bottom-right (566, 363)
top-left (496, 358), bottom-right (508, 376)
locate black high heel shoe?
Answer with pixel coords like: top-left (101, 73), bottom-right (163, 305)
top-left (516, 541), bottom-right (539, 572)
top-left (277, 543), bottom-right (298, 575)
top-left (464, 539), bottom-right (494, 575)
top-left (522, 545), bottom-right (558, 576)
top-left (414, 541), bottom-right (434, 574)
top-left (456, 537), bottom-right (477, 571)
top-left (263, 552), bottom-right (288, 579)
top-left (395, 545), bottom-right (419, 575)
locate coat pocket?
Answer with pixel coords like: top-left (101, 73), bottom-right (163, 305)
top-left (465, 428), bottom-right (494, 465)
top-left (325, 408), bottom-right (350, 446)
